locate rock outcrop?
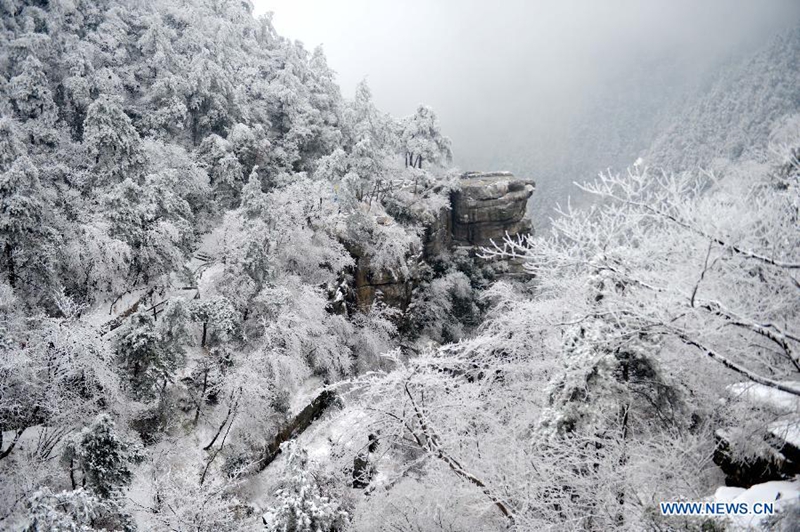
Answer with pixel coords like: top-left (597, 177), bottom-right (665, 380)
top-left (713, 382), bottom-right (800, 487)
top-left (349, 171), bottom-right (535, 311)
top-left (352, 253), bottom-right (415, 312)
top-left (451, 172), bottom-right (535, 248)
top-left (422, 205), bottom-right (452, 259)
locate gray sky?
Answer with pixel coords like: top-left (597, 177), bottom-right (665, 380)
top-left (252, 0), bottom-right (800, 204)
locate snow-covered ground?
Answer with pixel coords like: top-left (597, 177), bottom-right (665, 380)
top-left (728, 382), bottom-right (800, 449)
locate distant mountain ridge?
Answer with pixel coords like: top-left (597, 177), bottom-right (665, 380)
top-left (646, 26), bottom-right (800, 170)
top-left (495, 25), bottom-right (800, 229)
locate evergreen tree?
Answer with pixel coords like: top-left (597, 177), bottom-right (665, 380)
top-left (63, 414), bottom-right (142, 499)
top-left (263, 442), bottom-right (348, 532)
top-left (24, 488), bottom-right (105, 532)
top-left (0, 156), bottom-right (57, 295)
top-left (103, 176), bottom-right (193, 285)
top-left (400, 105), bottom-right (452, 170)
top-left (115, 308), bottom-right (184, 400)
top-left (305, 46), bottom-right (344, 164)
top-left (339, 81), bottom-right (398, 204)
top-left (83, 95), bottom-right (144, 182)
top-left (0, 119), bottom-right (25, 172)
top-left (7, 55), bottom-right (58, 123)
top-left (191, 296), bottom-right (240, 348)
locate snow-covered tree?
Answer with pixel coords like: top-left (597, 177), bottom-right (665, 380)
top-left (24, 488), bottom-right (107, 532)
top-left (263, 442), bottom-right (349, 532)
top-left (0, 156), bottom-right (58, 300)
top-left (406, 271), bottom-right (480, 343)
top-left (400, 105), bottom-right (452, 170)
top-left (197, 133), bottom-right (246, 205)
top-left (103, 176), bottom-right (193, 286)
top-left (0, 119), bottom-right (25, 172)
top-left (339, 81), bottom-right (399, 205)
top-left (7, 55), bottom-right (59, 147)
top-left (115, 308), bottom-right (185, 401)
top-left (191, 296), bottom-right (240, 348)
top-left (62, 414), bottom-right (142, 499)
top-left (146, 468), bottom-right (241, 532)
top-left (485, 158), bottom-right (800, 398)
top-left (83, 95), bottom-right (144, 182)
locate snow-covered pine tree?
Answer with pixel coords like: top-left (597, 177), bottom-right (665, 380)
top-left (263, 442), bottom-right (349, 532)
top-left (400, 105), bottom-right (452, 171)
top-left (115, 308), bottom-right (184, 401)
top-left (62, 414), bottom-right (142, 499)
top-left (0, 155), bottom-right (57, 300)
top-left (84, 95), bottom-right (144, 182)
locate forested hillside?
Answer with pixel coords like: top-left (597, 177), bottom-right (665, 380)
top-left (0, 0), bottom-right (459, 528)
top-left (647, 26), bottom-right (800, 170)
top-left (0, 1), bottom-right (798, 531)
top-left (500, 27), bottom-right (800, 229)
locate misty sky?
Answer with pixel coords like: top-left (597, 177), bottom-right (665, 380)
top-left (252, 0), bottom-right (800, 213)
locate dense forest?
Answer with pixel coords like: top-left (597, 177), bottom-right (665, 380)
top-left (0, 1), bottom-right (798, 531)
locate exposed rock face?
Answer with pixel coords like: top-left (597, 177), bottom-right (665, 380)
top-left (344, 242), bottom-right (416, 312)
top-left (714, 431), bottom-right (800, 487)
top-left (451, 172), bottom-right (536, 247)
top-left (713, 382), bottom-right (800, 487)
top-left (423, 204), bottom-right (452, 259)
top-left (352, 255), bottom-right (414, 312)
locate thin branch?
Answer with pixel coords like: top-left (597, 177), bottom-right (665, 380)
top-left (696, 299), bottom-right (800, 372)
top-left (0, 428), bottom-right (25, 461)
top-left (575, 182), bottom-right (800, 270)
top-left (675, 333), bottom-right (800, 397)
top-left (690, 241), bottom-right (714, 308)
top-left (403, 382), bottom-right (515, 523)
top-left (203, 390), bottom-right (238, 451)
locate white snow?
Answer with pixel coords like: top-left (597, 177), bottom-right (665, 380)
top-left (713, 478), bottom-right (800, 530)
top-left (728, 382), bottom-right (800, 412)
top-left (769, 419), bottom-right (800, 450)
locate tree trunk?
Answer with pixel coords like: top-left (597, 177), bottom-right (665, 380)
top-left (0, 427), bottom-right (25, 461)
top-left (70, 458), bottom-right (78, 490)
top-left (194, 368), bottom-right (209, 425)
top-left (4, 242), bottom-right (14, 288)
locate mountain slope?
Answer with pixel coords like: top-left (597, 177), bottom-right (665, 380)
top-left (647, 26), bottom-right (800, 169)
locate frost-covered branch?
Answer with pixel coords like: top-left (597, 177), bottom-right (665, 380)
top-left (674, 332), bottom-right (800, 396)
top-left (575, 169), bottom-right (800, 270)
top-left (403, 381), bottom-right (516, 522)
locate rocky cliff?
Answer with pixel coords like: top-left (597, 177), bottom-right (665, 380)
top-left (351, 171), bottom-right (535, 310)
top-left (451, 171), bottom-right (536, 248)
top-left (351, 252), bottom-right (415, 312)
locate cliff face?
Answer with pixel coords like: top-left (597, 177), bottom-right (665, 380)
top-left (422, 205), bottom-right (452, 258)
top-left (451, 172), bottom-right (535, 248)
top-left (352, 253), bottom-right (415, 312)
top-left (352, 171), bottom-right (535, 310)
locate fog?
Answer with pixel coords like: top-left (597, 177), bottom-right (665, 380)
top-left (253, 0), bottom-right (800, 220)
